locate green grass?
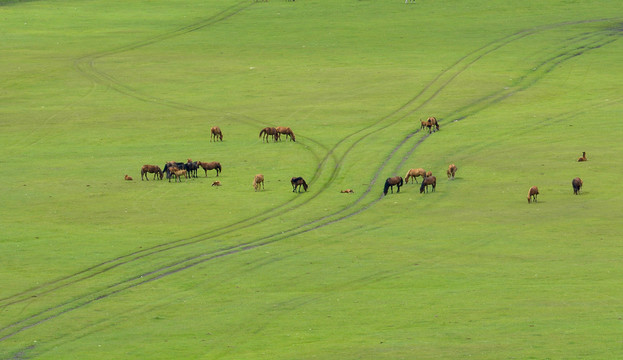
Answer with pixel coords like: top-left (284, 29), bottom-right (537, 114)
top-left (1, 0), bottom-right (623, 358)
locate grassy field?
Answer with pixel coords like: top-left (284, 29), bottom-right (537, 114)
top-left (1, 0), bottom-right (622, 358)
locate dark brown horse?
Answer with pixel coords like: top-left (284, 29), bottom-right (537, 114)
top-left (276, 126), bottom-right (296, 142)
top-left (527, 186), bottom-right (539, 203)
top-left (420, 176), bottom-right (436, 193)
top-left (572, 177), bottom-right (583, 195)
top-left (253, 174), bottom-right (265, 191)
top-left (405, 168), bottom-right (426, 184)
top-left (383, 176), bottom-right (403, 195)
top-left (577, 151), bottom-right (587, 162)
top-left (141, 164), bottom-right (163, 180)
top-left (259, 127), bottom-right (280, 142)
top-left (197, 161), bottom-right (222, 177)
top-left (447, 164), bottom-right (457, 179)
top-left (210, 126), bottom-right (223, 142)
top-left (426, 116), bottom-right (439, 133)
top-left (291, 177), bottom-right (308, 192)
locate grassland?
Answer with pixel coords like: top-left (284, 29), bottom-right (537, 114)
top-left (1, 0), bottom-right (622, 358)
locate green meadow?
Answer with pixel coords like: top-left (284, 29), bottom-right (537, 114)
top-left (1, 0), bottom-right (622, 358)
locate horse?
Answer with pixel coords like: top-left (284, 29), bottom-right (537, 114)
top-left (405, 168), bottom-right (426, 184)
top-left (420, 176), bottom-right (436, 193)
top-left (341, 189), bottom-right (354, 193)
top-left (212, 180), bottom-right (221, 186)
top-left (276, 126), bottom-right (296, 142)
top-left (383, 176), bottom-right (403, 195)
top-left (577, 151), bottom-right (587, 162)
top-left (163, 161), bottom-right (185, 180)
top-left (124, 174), bottom-right (133, 181)
top-left (427, 117), bottom-right (439, 133)
top-left (185, 160), bottom-right (199, 178)
top-left (527, 186), bottom-right (539, 203)
top-left (197, 161), bottom-right (221, 177)
top-left (172, 169), bottom-right (187, 183)
top-left (420, 120), bottom-right (428, 130)
top-left (572, 177), bottom-right (583, 195)
top-left (253, 174), bottom-right (265, 191)
top-left (291, 177), bottom-right (308, 192)
top-left (447, 164), bottom-right (457, 179)
top-left (141, 165), bottom-right (163, 181)
top-left (210, 126), bottom-right (223, 142)
top-left (259, 127), bottom-right (280, 142)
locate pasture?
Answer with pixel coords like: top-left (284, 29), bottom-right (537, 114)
top-left (1, 0), bottom-right (622, 358)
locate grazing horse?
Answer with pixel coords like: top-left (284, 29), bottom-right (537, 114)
top-left (426, 117), bottom-right (439, 133)
top-left (259, 127), bottom-right (280, 142)
top-left (291, 177), bottom-right (308, 192)
top-left (210, 126), bottom-right (223, 142)
top-left (124, 174), bottom-right (133, 181)
top-left (572, 177), bottom-right (583, 195)
top-left (197, 161), bottom-right (221, 177)
top-left (447, 164), bottom-right (457, 179)
top-left (383, 176), bottom-right (403, 195)
top-left (420, 176), bottom-right (436, 193)
top-left (527, 186), bottom-right (539, 203)
top-left (577, 151), bottom-right (587, 162)
top-left (276, 126), bottom-right (296, 142)
top-left (405, 168), bottom-right (426, 184)
top-left (141, 165), bottom-right (163, 181)
top-left (253, 174), bottom-right (265, 191)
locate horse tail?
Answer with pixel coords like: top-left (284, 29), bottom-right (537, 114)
top-left (383, 180), bottom-right (390, 195)
top-left (259, 129), bottom-right (265, 138)
top-left (399, 177), bottom-right (404, 186)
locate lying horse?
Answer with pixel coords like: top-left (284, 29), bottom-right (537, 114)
top-left (259, 127), bottom-right (280, 142)
top-left (124, 174), bottom-right (133, 181)
top-left (141, 164), bottom-right (163, 181)
top-left (527, 186), bottom-right (539, 203)
top-left (197, 161), bottom-right (221, 177)
top-left (383, 176), bottom-right (403, 195)
top-left (211, 126), bottom-right (223, 142)
top-left (577, 151), bottom-right (587, 162)
top-left (276, 126), bottom-right (296, 142)
top-left (341, 189), bottom-right (354, 193)
top-left (420, 176), bottom-right (436, 193)
top-left (405, 168), bottom-right (426, 184)
top-left (447, 164), bottom-right (457, 179)
top-left (291, 177), bottom-right (308, 192)
top-left (253, 174), bottom-right (265, 191)
top-left (572, 177), bottom-right (583, 195)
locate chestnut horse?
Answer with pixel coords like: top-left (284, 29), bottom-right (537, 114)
top-left (577, 151), bottom-right (587, 162)
top-left (197, 161), bottom-right (222, 177)
top-left (124, 174), bottom-right (133, 181)
top-left (291, 177), bottom-right (308, 192)
top-left (253, 174), bottom-right (265, 191)
top-left (420, 176), bottom-right (436, 193)
top-left (210, 126), bottom-right (223, 142)
top-left (527, 186), bottom-right (539, 203)
top-left (572, 177), bottom-right (583, 195)
top-left (383, 176), bottom-right (403, 195)
top-left (141, 164), bottom-right (163, 181)
top-left (447, 164), bottom-right (457, 179)
top-left (405, 168), bottom-right (426, 184)
top-left (426, 117), bottom-right (439, 133)
top-left (259, 127), bottom-right (280, 142)
top-left (276, 126), bottom-right (296, 142)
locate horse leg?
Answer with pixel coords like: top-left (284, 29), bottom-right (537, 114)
top-left (397, 185), bottom-right (401, 193)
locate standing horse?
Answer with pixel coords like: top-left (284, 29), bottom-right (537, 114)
top-left (447, 164), bottom-right (457, 179)
top-left (405, 168), bottom-right (426, 184)
top-left (527, 186), bottom-right (539, 203)
top-left (253, 174), bottom-right (265, 191)
top-left (276, 126), bottom-right (296, 142)
top-left (572, 177), bottom-right (583, 195)
top-left (420, 176), bottom-right (436, 193)
top-left (291, 177), bottom-right (308, 192)
top-left (172, 169), bottom-right (187, 183)
top-left (383, 176), bottom-right (403, 195)
top-left (259, 127), bottom-right (280, 142)
top-left (141, 165), bottom-right (163, 180)
top-left (426, 117), bottom-right (439, 133)
top-left (577, 151), bottom-right (587, 162)
top-left (197, 161), bottom-right (222, 177)
top-left (163, 161), bottom-right (185, 180)
top-left (210, 126), bottom-right (223, 142)
top-left (420, 120), bottom-right (428, 130)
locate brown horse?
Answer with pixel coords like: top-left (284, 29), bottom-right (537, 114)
top-left (276, 126), bottom-right (296, 142)
top-left (197, 161), bottom-right (221, 177)
top-left (291, 177), bottom-right (308, 192)
top-left (447, 164), bottom-right (457, 179)
top-left (420, 120), bottom-right (428, 130)
top-left (405, 168), bottom-right (426, 184)
top-left (212, 180), bottom-right (221, 186)
top-left (341, 189), bottom-right (354, 193)
top-left (426, 171), bottom-right (433, 178)
top-left (383, 176), bottom-right (403, 195)
top-left (171, 169), bottom-right (187, 183)
top-left (572, 177), bottom-right (583, 195)
top-left (259, 127), bottom-right (280, 142)
top-left (577, 151), bottom-right (587, 162)
top-left (426, 117), bottom-right (439, 133)
top-left (420, 176), bottom-right (436, 193)
top-left (253, 174), bottom-right (265, 191)
top-left (210, 126), bottom-right (223, 142)
top-left (124, 174), bottom-right (133, 181)
top-left (527, 186), bottom-right (539, 203)
top-left (141, 164), bottom-right (163, 181)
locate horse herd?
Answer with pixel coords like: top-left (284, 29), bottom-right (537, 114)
top-left (138, 160), bottom-right (222, 183)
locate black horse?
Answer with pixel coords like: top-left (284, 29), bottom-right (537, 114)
top-left (420, 176), bottom-right (436, 193)
top-left (291, 177), bottom-right (308, 192)
top-left (383, 176), bottom-right (403, 195)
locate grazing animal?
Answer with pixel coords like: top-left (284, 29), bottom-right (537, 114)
top-left (341, 189), bottom-right (354, 193)
top-left (212, 181), bottom-right (221, 186)
top-left (253, 174), bottom-right (265, 191)
top-left (426, 117), bottom-right (439, 133)
top-left (572, 177), bottom-right (583, 195)
top-left (291, 177), bottom-right (308, 192)
top-left (447, 164), bottom-right (457, 179)
top-left (124, 174), bottom-right (133, 181)
top-left (383, 176), bottom-right (404, 195)
top-left (577, 151), bottom-right (587, 162)
top-left (276, 126), bottom-right (296, 142)
top-left (405, 168), bottom-right (426, 184)
top-left (259, 127), bottom-right (280, 142)
top-left (141, 165), bottom-right (163, 181)
top-left (420, 176), bottom-right (437, 193)
top-left (210, 126), bottom-right (223, 142)
top-left (420, 120), bottom-right (428, 130)
top-left (527, 186), bottom-right (539, 203)
top-left (171, 169), bottom-right (187, 183)
top-left (197, 161), bottom-right (221, 177)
